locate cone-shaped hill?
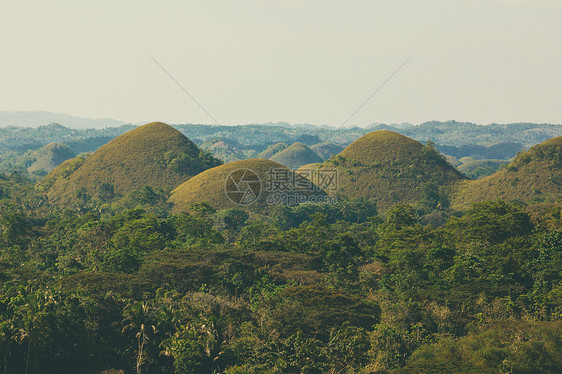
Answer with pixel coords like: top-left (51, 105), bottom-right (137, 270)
top-left (313, 130), bottom-right (465, 211)
top-left (270, 142), bottom-right (323, 170)
top-left (258, 143), bottom-right (289, 159)
top-left (169, 159), bottom-right (326, 213)
top-left (310, 142), bottom-right (344, 161)
top-left (27, 143), bottom-right (76, 173)
top-left (44, 122), bottom-right (221, 203)
top-left (36, 155), bottom-right (88, 192)
top-left (296, 163), bottom-right (322, 173)
top-left (452, 136), bottom-right (562, 209)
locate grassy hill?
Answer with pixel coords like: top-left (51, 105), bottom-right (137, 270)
top-left (201, 140), bottom-right (248, 163)
top-left (444, 155), bottom-right (461, 167)
top-left (36, 155), bottom-right (88, 192)
top-left (315, 130), bottom-right (465, 212)
top-left (270, 142), bottom-right (323, 169)
top-left (452, 136), bottom-right (562, 209)
top-left (258, 143), bottom-right (289, 159)
top-left (27, 143), bottom-right (76, 173)
top-left (169, 159), bottom-right (325, 213)
top-left (457, 159), bottom-right (509, 179)
top-left (296, 163), bottom-right (322, 173)
top-left (44, 122), bottom-right (221, 204)
top-left (310, 142), bottom-right (344, 161)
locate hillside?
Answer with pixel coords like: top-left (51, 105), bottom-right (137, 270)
top-left (169, 159), bottom-right (324, 213)
top-left (444, 155), bottom-right (461, 167)
top-left (270, 142), bottom-right (323, 169)
top-left (35, 155), bottom-right (88, 192)
top-left (258, 143), bottom-right (289, 159)
top-left (452, 136), bottom-right (562, 209)
top-left (316, 130), bottom-right (465, 212)
top-left (27, 143), bottom-right (76, 173)
top-left (296, 163), bottom-right (322, 173)
top-left (0, 110), bottom-right (126, 129)
top-left (310, 142), bottom-right (344, 161)
top-left (44, 122), bottom-right (221, 204)
top-left (200, 140), bottom-right (248, 163)
top-left (457, 159), bottom-right (508, 179)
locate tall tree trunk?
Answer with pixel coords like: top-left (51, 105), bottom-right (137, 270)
top-left (25, 339), bottom-right (31, 374)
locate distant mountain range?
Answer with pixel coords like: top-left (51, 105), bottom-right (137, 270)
top-left (0, 111), bottom-right (127, 129)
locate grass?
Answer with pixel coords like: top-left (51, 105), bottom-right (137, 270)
top-left (451, 136), bottom-right (562, 209)
top-left (27, 143), bottom-right (76, 173)
top-left (316, 130), bottom-right (465, 212)
top-left (270, 142), bottom-right (323, 169)
top-left (169, 159), bottom-right (324, 213)
top-left (296, 163), bottom-right (322, 173)
top-left (310, 142), bottom-right (344, 161)
top-left (258, 143), bottom-right (289, 159)
top-left (444, 155), bottom-right (461, 167)
top-left (36, 155), bottom-right (87, 192)
top-left (45, 122), bottom-right (221, 204)
top-left (457, 159), bottom-right (509, 179)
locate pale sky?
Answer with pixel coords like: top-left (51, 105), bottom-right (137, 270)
top-left (1, 0), bottom-right (561, 126)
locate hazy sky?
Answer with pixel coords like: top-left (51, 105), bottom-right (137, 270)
top-left (1, 0), bottom-right (561, 126)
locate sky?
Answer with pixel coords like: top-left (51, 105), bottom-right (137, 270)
top-left (1, 0), bottom-right (561, 127)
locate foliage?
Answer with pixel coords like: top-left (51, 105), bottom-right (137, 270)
top-left (0, 164), bottom-right (561, 373)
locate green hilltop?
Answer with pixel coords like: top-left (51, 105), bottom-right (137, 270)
top-left (44, 122), bottom-right (221, 204)
top-left (457, 159), bottom-right (509, 179)
top-left (169, 159), bottom-right (324, 213)
top-left (258, 142), bottom-right (289, 159)
top-left (452, 136), bottom-right (562, 209)
top-left (270, 142), bottom-right (323, 170)
top-left (316, 130), bottom-right (465, 212)
top-left (27, 142), bottom-right (76, 173)
top-left (36, 155), bottom-right (88, 192)
top-left (310, 142), bottom-right (344, 161)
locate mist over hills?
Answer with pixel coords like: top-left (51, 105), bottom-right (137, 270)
top-left (0, 111), bottom-right (127, 129)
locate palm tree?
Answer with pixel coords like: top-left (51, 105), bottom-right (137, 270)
top-left (121, 301), bottom-right (156, 374)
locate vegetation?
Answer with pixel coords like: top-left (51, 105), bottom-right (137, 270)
top-left (310, 142), bottom-right (344, 161)
top-left (169, 159), bottom-right (323, 213)
top-left (0, 170), bottom-right (560, 373)
top-left (457, 159), bottom-right (508, 179)
top-left (316, 131), bottom-right (465, 212)
top-left (44, 122), bottom-right (221, 205)
top-left (0, 123), bottom-right (561, 373)
top-left (270, 142), bottom-right (323, 170)
top-left (26, 142), bottom-right (76, 173)
top-left (453, 136), bottom-right (562, 208)
top-left (1, 120), bottom-right (560, 178)
top-left (257, 143), bottom-right (289, 159)
top-left (199, 140), bottom-right (248, 163)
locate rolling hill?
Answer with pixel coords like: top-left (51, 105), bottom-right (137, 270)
top-left (452, 136), bottom-right (562, 209)
top-left (169, 159), bottom-right (325, 213)
top-left (258, 143), bottom-right (289, 159)
top-left (27, 143), bottom-right (76, 173)
top-left (310, 142), bottom-right (345, 161)
top-left (43, 122), bottom-right (221, 204)
top-left (457, 159), bottom-right (509, 179)
top-left (314, 130), bottom-right (465, 212)
top-left (270, 142), bottom-right (323, 170)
